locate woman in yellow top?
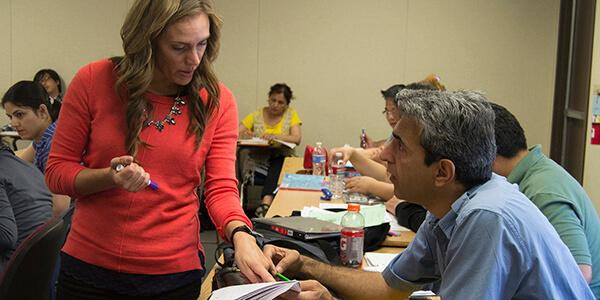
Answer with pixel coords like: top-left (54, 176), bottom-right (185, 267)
top-left (239, 83), bottom-right (301, 217)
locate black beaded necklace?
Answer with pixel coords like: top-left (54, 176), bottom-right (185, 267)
top-left (145, 95), bottom-right (186, 132)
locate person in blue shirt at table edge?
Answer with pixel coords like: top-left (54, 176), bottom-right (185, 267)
top-left (264, 89), bottom-right (594, 299)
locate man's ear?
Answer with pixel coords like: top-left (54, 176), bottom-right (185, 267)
top-left (433, 159), bottom-right (456, 187)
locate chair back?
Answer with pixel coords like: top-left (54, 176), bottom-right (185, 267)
top-left (0, 207), bottom-right (74, 299)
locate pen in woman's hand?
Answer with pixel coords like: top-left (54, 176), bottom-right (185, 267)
top-left (115, 164), bottom-right (160, 191)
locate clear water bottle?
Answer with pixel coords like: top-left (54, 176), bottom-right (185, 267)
top-left (360, 128), bottom-right (368, 149)
top-left (330, 152), bottom-right (345, 199)
top-left (340, 203), bottom-right (364, 268)
top-left (312, 142), bottom-right (326, 176)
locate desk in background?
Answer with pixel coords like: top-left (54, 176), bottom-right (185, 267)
top-left (277, 155), bottom-right (305, 184)
top-left (265, 189), bottom-right (414, 247)
top-left (0, 131), bottom-right (20, 150)
top-left (198, 157), bottom-right (414, 300)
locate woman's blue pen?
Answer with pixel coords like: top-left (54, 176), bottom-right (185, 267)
top-left (147, 180), bottom-right (159, 191)
top-left (276, 273), bottom-right (290, 281)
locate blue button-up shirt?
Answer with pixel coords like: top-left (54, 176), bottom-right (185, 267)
top-left (382, 174), bottom-right (594, 299)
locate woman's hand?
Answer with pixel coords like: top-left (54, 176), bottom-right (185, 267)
top-left (328, 146), bottom-right (355, 166)
top-left (365, 133), bottom-right (376, 148)
top-left (233, 232), bottom-right (277, 283)
top-left (260, 133), bottom-right (277, 141)
top-left (238, 125), bottom-right (255, 139)
top-left (109, 156), bottom-right (150, 192)
top-left (344, 176), bottom-right (376, 194)
top-left (241, 130), bottom-right (255, 139)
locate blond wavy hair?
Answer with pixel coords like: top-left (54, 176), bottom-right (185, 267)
top-left (114, 0), bottom-right (222, 155)
top-left (419, 74), bottom-right (446, 91)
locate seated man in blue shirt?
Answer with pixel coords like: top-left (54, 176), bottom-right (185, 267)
top-left (263, 89), bottom-right (594, 299)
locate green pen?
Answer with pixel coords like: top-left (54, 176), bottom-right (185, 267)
top-left (276, 272), bottom-right (290, 281)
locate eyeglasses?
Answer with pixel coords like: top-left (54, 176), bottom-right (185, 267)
top-left (381, 109), bottom-right (398, 117)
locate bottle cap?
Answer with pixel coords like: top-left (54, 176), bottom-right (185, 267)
top-left (347, 203), bottom-right (360, 212)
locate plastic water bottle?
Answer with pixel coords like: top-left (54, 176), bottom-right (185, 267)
top-left (330, 152), bottom-right (345, 199)
top-left (312, 142), bottom-right (326, 176)
top-left (340, 203), bottom-right (364, 268)
top-left (360, 128), bottom-right (368, 149)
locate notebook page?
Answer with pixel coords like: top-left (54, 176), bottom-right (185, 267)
top-left (210, 280), bottom-right (300, 300)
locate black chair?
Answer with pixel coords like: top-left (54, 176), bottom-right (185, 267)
top-left (0, 207), bottom-right (74, 299)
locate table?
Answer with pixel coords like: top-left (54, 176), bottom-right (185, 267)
top-left (277, 155), bottom-right (306, 184)
top-left (264, 189), bottom-right (414, 247)
top-left (0, 131), bottom-right (20, 150)
top-left (198, 157), bottom-right (414, 300)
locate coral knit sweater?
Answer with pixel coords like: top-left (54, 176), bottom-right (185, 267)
top-left (45, 59), bottom-right (251, 274)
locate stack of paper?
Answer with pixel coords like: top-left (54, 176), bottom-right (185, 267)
top-left (238, 137), bottom-right (270, 146)
top-left (271, 139), bottom-right (297, 149)
top-left (384, 211), bottom-right (411, 232)
top-left (302, 203), bottom-right (386, 227)
top-left (311, 203), bottom-right (411, 232)
top-left (210, 280), bottom-right (301, 300)
top-left (362, 252), bottom-right (398, 272)
top-left (237, 137), bottom-right (297, 149)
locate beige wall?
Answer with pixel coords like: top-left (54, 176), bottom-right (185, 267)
top-left (0, 0), bottom-right (132, 146)
top-left (0, 1), bottom-right (10, 101)
top-left (214, 0), bottom-right (560, 153)
top-left (584, 4), bottom-right (600, 215)
top-left (2, 1), bottom-right (561, 165)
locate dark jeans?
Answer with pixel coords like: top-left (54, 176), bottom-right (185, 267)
top-left (56, 252), bottom-right (205, 300)
top-left (56, 272), bottom-right (201, 300)
top-left (261, 155), bottom-right (285, 198)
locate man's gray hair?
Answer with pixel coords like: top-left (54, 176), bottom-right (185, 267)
top-left (395, 89), bottom-right (496, 188)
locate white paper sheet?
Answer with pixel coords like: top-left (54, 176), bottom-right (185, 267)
top-left (210, 280), bottom-right (301, 300)
top-left (362, 252), bottom-right (398, 272)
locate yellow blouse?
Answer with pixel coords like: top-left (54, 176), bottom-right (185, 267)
top-left (241, 107), bottom-right (302, 135)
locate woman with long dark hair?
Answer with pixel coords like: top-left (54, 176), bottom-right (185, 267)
top-left (2, 81), bottom-right (70, 216)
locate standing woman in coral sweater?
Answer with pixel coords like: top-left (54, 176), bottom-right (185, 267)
top-left (45, 1), bottom-right (275, 299)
